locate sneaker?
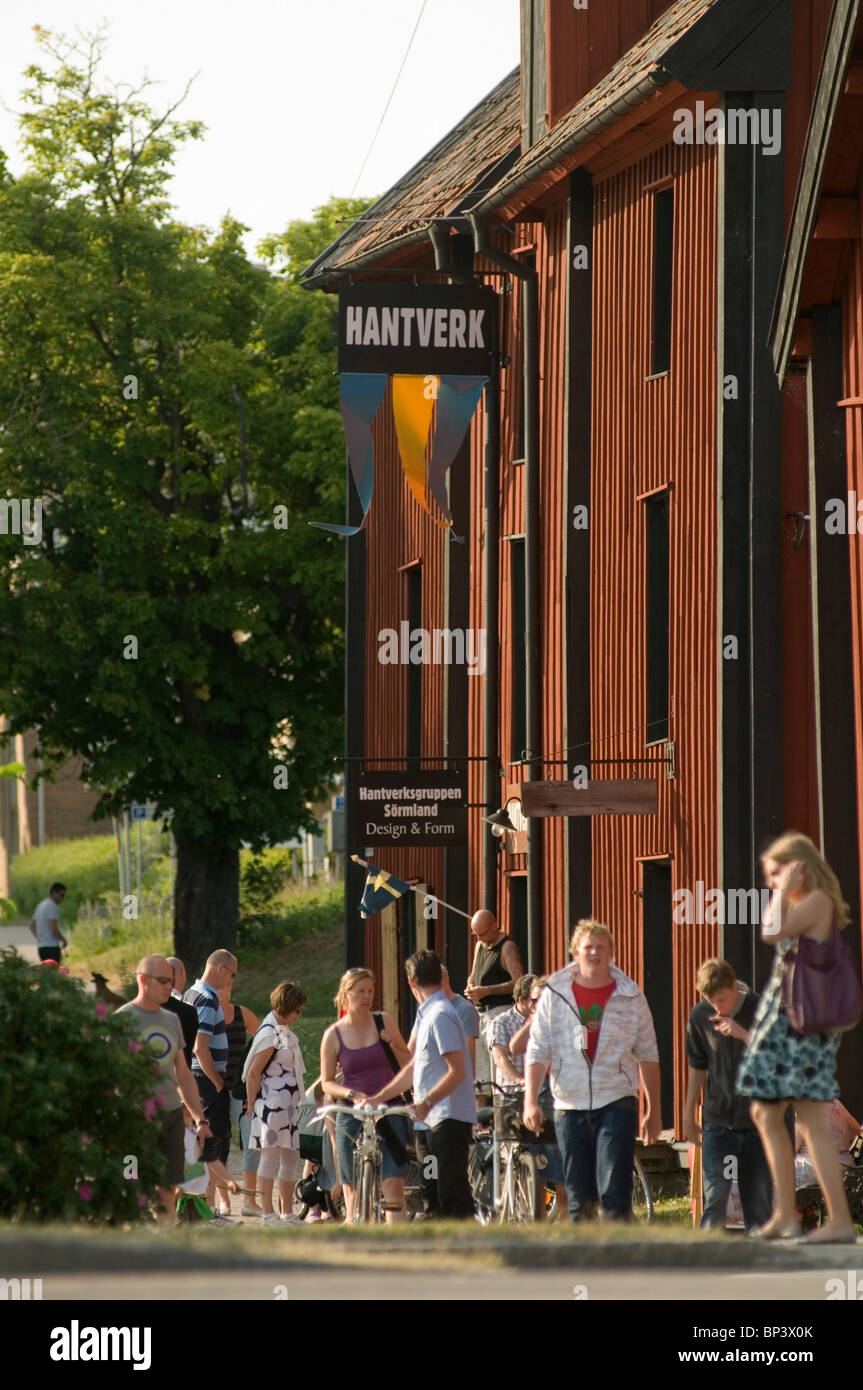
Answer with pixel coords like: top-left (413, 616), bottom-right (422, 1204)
top-left (279, 1214), bottom-right (305, 1226)
top-left (207, 1215), bottom-right (233, 1228)
top-left (304, 1209), bottom-right (322, 1223)
top-left (241, 1204), bottom-right (262, 1217)
top-left (259, 1212), bottom-right (282, 1226)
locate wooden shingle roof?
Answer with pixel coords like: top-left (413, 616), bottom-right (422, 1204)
top-left (301, 69), bottom-right (520, 289)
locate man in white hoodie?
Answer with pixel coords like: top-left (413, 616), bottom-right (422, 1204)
top-left (523, 919), bottom-right (661, 1221)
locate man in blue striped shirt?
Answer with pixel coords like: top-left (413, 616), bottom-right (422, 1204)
top-left (184, 949), bottom-right (237, 1164)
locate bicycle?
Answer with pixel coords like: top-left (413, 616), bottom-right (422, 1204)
top-left (313, 1103), bottom-right (417, 1223)
top-left (469, 1083), bottom-right (546, 1223)
top-left (469, 1084), bottom-right (654, 1223)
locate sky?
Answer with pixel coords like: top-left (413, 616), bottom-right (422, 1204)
top-left (0, 1), bottom-right (520, 255)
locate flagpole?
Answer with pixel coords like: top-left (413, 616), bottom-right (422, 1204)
top-left (351, 854), bottom-right (473, 921)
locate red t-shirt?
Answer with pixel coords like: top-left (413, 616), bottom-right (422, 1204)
top-left (572, 980), bottom-right (617, 1062)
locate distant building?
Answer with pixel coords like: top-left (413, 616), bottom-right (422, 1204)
top-left (0, 725), bottom-right (111, 899)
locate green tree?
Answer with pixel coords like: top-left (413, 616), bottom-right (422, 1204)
top-left (0, 31), bottom-right (362, 967)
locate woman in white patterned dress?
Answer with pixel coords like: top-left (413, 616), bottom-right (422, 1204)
top-left (244, 981), bottom-right (307, 1226)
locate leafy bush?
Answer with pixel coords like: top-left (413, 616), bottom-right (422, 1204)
top-left (239, 849), bottom-right (293, 915)
top-left (0, 950), bottom-right (167, 1221)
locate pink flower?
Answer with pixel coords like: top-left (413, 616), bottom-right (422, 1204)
top-left (138, 1194), bottom-right (149, 1208)
top-left (58, 966), bottom-right (69, 976)
top-left (105, 1089), bottom-right (116, 1099)
top-left (77, 1185), bottom-right (93, 1202)
top-left (143, 1098), bottom-right (158, 1120)
top-left (127, 1040), bottom-right (142, 1053)
top-left (154, 1094), bottom-right (165, 1109)
top-left (81, 1134), bottom-right (92, 1146)
top-left (95, 1003), bottom-right (108, 1019)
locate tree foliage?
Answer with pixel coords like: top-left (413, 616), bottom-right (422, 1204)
top-left (0, 32), bottom-right (370, 953)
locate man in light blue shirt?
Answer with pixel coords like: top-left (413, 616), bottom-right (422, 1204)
top-left (369, 949), bottom-right (477, 1219)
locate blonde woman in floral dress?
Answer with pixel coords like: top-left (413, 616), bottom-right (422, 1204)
top-left (737, 832), bottom-right (857, 1243)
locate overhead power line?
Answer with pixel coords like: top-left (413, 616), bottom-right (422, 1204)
top-left (350, 0), bottom-right (429, 197)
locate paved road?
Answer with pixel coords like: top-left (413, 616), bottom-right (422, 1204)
top-left (0, 921), bottom-right (38, 962)
top-left (28, 1267), bottom-right (860, 1300)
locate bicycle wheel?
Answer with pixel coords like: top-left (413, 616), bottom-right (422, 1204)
top-left (632, 1154), bottom-right (653, 1222)
top-left (468, 1141), bottom-right (495, 1224)
top-left (512, 1150), bottom-right (542, 1222)
top-left (357, 1156), bottom-right (379, 1224)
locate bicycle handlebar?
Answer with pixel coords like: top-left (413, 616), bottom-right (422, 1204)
top-left (310, 1103), bottom-right (417, 1126)
top-left (475, 1079), bottom-right (523, 1097)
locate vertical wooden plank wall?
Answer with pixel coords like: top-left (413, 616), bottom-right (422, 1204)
top-left (590, 139), bottom-right (718, 1134)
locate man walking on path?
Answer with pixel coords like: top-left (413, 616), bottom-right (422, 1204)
top-left (29, 883), bottom-right (67, 962)
top-left (117, 953), bottom-right (212, 1219)
top-left (164, 956), bottom-right (198, 1066)
top-left (370, 949), bottom-right (477, 1219)
top-left (464, 910), bottom-right (523, 1084)
top-left (684, 958), bottom-right (774, 1232)
top-left (184, 950), bottom-right (237, 1166)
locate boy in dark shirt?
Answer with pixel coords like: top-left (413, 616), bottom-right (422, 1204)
top-left (684, 958), bottom-right (772, 1232)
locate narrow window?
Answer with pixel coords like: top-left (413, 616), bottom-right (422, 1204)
top-left (512, 254), bottom-right (535, 463)
top-left (508, 875), bottom-right (529, 970)
top-left (651, 188), bottom-right (674, 375)
top-left (645, 492), bottom-right (669, 743)
top-left (406, 567), bottom-right (422, 769)
top-left (510, 538), bottom-right (527, 760)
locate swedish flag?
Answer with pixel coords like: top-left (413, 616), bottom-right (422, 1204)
top-left (359, 863), bottom-right (412, 919)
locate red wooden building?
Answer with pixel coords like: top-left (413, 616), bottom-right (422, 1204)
top-left (303, 0), bottom-right (863, 1130)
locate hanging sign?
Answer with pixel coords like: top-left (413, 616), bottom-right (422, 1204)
top-left (313, 283), bottom-right (497, 537)
top-left (338, 283), bottom-right (497, 375)
top-left (520, 780), bottom-right (659, 817)
top-left (355, 770), bottom-right (468, 847)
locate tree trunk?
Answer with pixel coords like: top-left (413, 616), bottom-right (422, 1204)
top-left (174, 840), bottom-right (239, 978)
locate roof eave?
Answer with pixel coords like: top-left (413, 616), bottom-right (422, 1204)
top-left (770, 0), bottom-right (863, 384)
top-left (470, 67), bottom-right (673, 220)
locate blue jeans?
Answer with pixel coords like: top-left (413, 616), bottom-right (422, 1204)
top-left (700, 1124), bottom-right (772, 1232)
top-left (554, 1096), bottom-right (637, 1220)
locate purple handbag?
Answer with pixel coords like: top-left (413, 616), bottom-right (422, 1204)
top-left (782, 924), bottom-right (863, 1034)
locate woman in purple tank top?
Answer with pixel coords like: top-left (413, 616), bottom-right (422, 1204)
top-left (321, 968), bottom-right (411, 1222)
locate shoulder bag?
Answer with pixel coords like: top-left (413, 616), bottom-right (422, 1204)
top-left (782, 924), bottom-right (862, 1035)
top-left (372, 1011), bottom-right (410, 1168)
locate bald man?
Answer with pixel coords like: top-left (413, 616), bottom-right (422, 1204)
top-left (465, 911), bottom-right (524, 1084)
top-left (117, 955), bottom-right (212, 1217)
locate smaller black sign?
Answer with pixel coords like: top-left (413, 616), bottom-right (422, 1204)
top-left (338, 283), bottom-right (497, 375)
top-left (355, 770), bottom-right (467, 848)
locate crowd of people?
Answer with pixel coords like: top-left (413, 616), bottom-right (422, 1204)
top-left (92, 829), bottom-right (862, 1235)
